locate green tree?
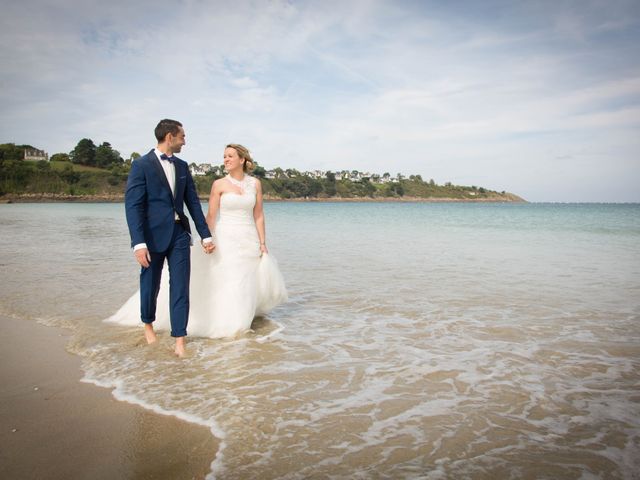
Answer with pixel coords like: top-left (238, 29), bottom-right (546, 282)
top-left (0, 159), bottom-right (32, 193)
top-left (359, 178), bottom-right (376, 197)
top-left (70, 138), bottom-right (97, 166)
top-left (304, 177), bottom-right (322, 197)
top-left (0, 143), bottom-right (34, 162)
top-left (50, 153), bottom-right (70, 162)
top-left (253, 165), bottom-right (266, 178)
top-left (95, 142), bottom-right (122, 168)
top-left (323, 171), bottom-right (337, 196)
top-left (126, 152), bottom-right (141, 165)
top-left (384, 182), bottom-right (404, 197)
top-left (284, 178), bottom-right (307, 197)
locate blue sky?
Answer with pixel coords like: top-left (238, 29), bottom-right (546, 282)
top-left (1, 0), bottom-right (639, 202)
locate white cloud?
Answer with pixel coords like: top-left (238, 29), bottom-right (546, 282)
top-left (1, 0), bottom-right (639, 201)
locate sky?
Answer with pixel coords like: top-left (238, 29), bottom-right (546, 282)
top-left (1, 0), bottom-right (639, 202)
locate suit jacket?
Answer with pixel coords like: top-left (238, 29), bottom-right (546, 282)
top-left (125, 149), bottom-right (211, 252)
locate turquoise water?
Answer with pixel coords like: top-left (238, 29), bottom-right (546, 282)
top-left (1, 202), bottom-right (639, 479)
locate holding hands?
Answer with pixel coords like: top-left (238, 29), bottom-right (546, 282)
top-left (202, 240), bottom-right (216, 254)
top-left (135, 241), bottom-right (214, 268)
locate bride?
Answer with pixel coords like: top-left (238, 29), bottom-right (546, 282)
top-left (107, 144), bottom-right (287, 339)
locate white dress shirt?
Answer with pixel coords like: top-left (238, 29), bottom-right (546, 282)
top-left (155, 148), bottom-right (176, 197)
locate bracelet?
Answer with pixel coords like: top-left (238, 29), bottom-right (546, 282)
top-left (260, 242), bottom-right (266, 245)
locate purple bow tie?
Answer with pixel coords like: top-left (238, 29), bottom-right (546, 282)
top-left (160, 154), bottom-right (175, 163)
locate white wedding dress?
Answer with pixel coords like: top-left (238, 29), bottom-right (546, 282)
top-left (106, 175), bottom-right (287, 338)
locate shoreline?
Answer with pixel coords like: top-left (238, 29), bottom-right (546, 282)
top-left (262, 194), bottom-right (525, 203)
top-left (1, 192), bottom-right (526, 203)
top-left (0, 315), bottom-right (219, 479)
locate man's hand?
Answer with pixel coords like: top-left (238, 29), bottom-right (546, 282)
top-left (135, 248), bottom-right (151, 268)
top-left (202, 240), bottom-right (215, 254)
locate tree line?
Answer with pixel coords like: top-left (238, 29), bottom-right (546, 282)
top-left (172, 165), bottom-right (506, 200)
top-left (60, 138), bottom-right (143, 168)
top-left (0, 141), bottom-right (131, 196)
top-left (1, 141), bottom-right (514, 200)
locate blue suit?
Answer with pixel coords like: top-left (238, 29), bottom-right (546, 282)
top-left (125, 149), bottom-right (211, 337)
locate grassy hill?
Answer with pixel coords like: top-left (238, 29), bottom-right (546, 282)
top-left (0, 160), bottom-right (524, 202)
top-left (49, 160), bottom-right (107, 173)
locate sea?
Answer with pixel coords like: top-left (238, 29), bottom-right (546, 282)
top-left (1, 201), bottom-right (639, 479)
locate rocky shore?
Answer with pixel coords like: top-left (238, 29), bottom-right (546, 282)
top-left (1, 192), bottom-right (526, 203)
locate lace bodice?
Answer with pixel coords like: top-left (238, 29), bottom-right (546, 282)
top-left (218, 176), bottom-right (257, 226)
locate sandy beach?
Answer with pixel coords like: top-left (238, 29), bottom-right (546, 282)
top-left (0, 315), bottom-right (218, 480)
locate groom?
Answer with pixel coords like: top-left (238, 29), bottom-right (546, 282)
top-left (125, 119), bottom-right (214, 357)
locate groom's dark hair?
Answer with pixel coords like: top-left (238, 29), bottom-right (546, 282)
top-left (155, 119), bottom-right (183, 142)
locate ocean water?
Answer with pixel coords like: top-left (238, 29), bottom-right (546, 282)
top-left (1, 202), bottom-right (639, 479)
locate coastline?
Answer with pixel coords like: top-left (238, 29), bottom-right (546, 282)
top-left (262, 193), bottom-right (526, 203)
top-left (0, 315), bottom-right (218, 480)
top-left (1, 192), bottom-right (526, 203)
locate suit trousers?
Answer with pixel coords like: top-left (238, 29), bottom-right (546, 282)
top-left (139, 223), bottom-right (191, 337)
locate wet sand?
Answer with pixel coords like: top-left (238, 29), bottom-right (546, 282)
top-left (0, 315), bottom-right (218, 480)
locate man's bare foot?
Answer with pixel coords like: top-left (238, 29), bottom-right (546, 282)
top-left (174, 336), bottom-right (186, 357)
top-left (144, 323), bottom-right (157, 344)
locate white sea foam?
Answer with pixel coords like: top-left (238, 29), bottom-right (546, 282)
top-left (81, 370), bottom-right (229, 479)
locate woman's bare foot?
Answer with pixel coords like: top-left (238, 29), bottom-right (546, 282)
top-left (144, 323), bottom-right (157, 344)
top-left (174, 336), bottom-right (186, 357)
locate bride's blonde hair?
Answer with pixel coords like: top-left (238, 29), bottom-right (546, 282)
top-left (226, 144), bottom-right (254, 173)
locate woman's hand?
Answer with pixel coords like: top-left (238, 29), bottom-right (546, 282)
top-left (202, 239), bottom-right (216, 254)
top-left (260, 243), bottom-right (268, 255)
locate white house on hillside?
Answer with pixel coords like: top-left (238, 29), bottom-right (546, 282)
top-left (190, 164), bottom-right (213, 176)
top-left (24, 148), bottom-right (48, 162)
